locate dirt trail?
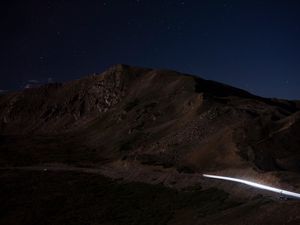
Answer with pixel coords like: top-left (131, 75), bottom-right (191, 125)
top-left (0, 162), bottom-right (205, 189)
top-left (0, 165), bottom-right (105, 175)
top-left (0, 161), bottom-right (286, 201)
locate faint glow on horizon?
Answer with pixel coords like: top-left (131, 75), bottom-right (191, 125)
top-left (203, 174), bottom-right (300, 199)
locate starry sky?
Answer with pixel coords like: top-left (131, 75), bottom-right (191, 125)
top-left (1, 0), bottom-right (300, 99)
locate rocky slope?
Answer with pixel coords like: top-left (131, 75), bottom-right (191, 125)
top-left (1, 64), bottom-right (299, 172)
top-left (1, 64), bottom-right (300, 224)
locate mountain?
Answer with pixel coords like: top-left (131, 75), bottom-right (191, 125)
top-left (1, 64), bottom-right (300, 225)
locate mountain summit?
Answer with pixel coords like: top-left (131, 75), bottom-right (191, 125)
top-left (0, 64), bottom-right (299, 173)
top-left (1, 65), bottom-right (300, 224)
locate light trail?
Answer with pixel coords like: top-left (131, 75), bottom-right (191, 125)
top-left (203, 174), bottom-right (300, 199)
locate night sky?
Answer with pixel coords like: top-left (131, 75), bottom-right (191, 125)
top-left (1, 0), bottom-right (300, 99)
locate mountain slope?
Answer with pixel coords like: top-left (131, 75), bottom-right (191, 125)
top-left (1, 64), bottom-right (300, 225)
top-left (1, 64), bottom-right (299, 173)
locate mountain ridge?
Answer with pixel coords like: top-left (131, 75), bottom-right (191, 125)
top-left (1, 65), bottom-right (300, 224)
top-left (0, 64), bottom-right (299, 173)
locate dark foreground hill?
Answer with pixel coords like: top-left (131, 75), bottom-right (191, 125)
top-left (1, 64), bottom-right (300, 225)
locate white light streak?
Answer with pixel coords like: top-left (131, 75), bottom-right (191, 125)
top-left (203, 174), bottom-right (300, 199)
